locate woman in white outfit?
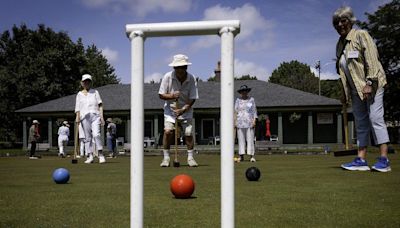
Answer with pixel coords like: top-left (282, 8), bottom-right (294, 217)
top-left (235, 85), bottom-right (258, 162)
top-left (57, 121), bottom-right (70, 158)
top-left (75, 74), bottom-right (106, 164)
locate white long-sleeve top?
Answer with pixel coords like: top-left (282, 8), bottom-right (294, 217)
top-left (75, 89), bottom-right (103, 119)
top-left (58, 126), bottom-right (70, 137)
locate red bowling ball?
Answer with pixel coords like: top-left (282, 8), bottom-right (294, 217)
top-left (170, 174), bottom-right (195, 199)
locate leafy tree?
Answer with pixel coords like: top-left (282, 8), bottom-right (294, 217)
top-left (207, 74), bottom-right (258, 81)
top-left (207, 75), bottom-right (217, 81)
top-left (320, 79), bottom-right (341, 100)
top-left (0, 24), bottom-right (119, 142)
top-left (358, 0), bottom-right (400, 122)
top-left (235, 74), bottom-right (258, 80)
top-left (269, 60), bottom-right (319, 94)
top-left (82, 44), bottom-right (118, 87)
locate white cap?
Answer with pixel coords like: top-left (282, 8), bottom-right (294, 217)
top-left (168, 54), bottom-right (192, 67)
top-left (62, 121), bottom-right (70, 127)
top-left (81, 74), bottom-right (92, 81)
top-left (32, 120), bottom-right (40, 124)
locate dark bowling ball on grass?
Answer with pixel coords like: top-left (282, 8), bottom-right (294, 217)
top-left (52, 168), bottom-right (70, 184)
top-left (170, 174), bottom-right (195, 198)
top-left (246, 167), bottom-right (261, 181)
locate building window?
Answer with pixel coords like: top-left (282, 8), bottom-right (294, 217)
top-left (144, 120), bottom-right (153, 138)
top-left (201, 119), bottom-right (215, 140)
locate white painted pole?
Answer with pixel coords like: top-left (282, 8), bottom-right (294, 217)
top-left (129, 30), bottom-right (145, 228)
top-left (219, 27), bottom-right (236, 228)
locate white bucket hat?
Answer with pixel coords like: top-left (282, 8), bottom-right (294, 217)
top-left (32, 120), bottom-right (40, 124)
top-left (168, 54), bottom-right (192, 67)
top-left (81, 74), bottom-right (92, 81)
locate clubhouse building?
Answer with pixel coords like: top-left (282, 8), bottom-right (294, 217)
top-left (16, 80), bottom-right (347, 150)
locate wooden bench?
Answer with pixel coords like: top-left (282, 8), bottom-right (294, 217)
top-left (255, 141), bottom-right (280, 152)
top-left (27, 143), bottom-right (51, 151)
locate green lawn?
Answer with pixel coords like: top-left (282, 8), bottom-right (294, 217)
top-left (0, 152), bottom-right (399, 227)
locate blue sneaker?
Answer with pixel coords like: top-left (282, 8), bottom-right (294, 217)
top-left (341, 157), bottom-right (370, 171)
top-left (372, 157), bottom-right (391, 172)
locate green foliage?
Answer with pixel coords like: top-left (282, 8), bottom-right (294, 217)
top-left (0, 24), bottom-right (119, 141)
top-left (269, 60), bottom-right (319, 94)
top-left (207, 74), bottom-right (258, 81)
top-left (320, 79), bottom-right (342, 100)
top-left (358, 0), bottom-right (400, 121)
top-left (207, 76), bottom-right (216, 81)
top-left (235, 74), bottom-right (258, 80)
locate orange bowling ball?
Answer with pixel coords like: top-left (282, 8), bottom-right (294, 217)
top-left (170, 174), bottom-right (195, 198)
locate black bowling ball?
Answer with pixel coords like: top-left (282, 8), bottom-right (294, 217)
top-left (246, 167), bottom-right (261, 181)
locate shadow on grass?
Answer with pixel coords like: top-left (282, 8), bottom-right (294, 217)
top-left (171, 196), bottom-right (197, 200)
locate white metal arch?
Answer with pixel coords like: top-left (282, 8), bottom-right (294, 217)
top-left (126, 20), bottom-right (240, 228)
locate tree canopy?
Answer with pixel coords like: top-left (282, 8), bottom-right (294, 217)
top-left (268, 60), bottom-right (319, 94)
top-left (358, 0), bottom-right (400, 122)
top-left (0, 24), bottom-right (119, 141)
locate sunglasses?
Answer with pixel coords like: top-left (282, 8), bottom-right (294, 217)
top-left (333, 18), bottom-right (349, 26)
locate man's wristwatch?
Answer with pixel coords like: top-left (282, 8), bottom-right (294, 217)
top-left (366, 79), bottom-right (373, 86)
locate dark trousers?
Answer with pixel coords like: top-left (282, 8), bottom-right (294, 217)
top-left (107, 136), bottom-right (117, 155)
top-left (30, 141), bottom-right (37, 157)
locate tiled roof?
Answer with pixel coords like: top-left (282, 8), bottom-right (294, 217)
top-left (16, 80), bottom-right (340, 113)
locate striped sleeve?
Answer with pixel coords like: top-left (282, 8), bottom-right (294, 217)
top-left (358, 30), bottom-right (381, 80)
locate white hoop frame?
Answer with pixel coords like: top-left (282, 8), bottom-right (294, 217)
top-left (126, 20), bottom-right (240, 228)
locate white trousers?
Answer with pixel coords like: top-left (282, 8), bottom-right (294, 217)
top-left (58, 135), bottom-right (68, 154)
top-left (81, 113), bottom-right (103, 155)
top-left (79, 138), bottom-right (85, 156)
top-left (237, 127), bottom-right (255, 156)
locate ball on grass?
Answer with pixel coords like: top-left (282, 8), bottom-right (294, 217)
top-left (245, 167), bottom-right (261, 181)
top-left (52, 168), bottom-right (70, 184)
top-left (170, 174), bottom-right (195, 198)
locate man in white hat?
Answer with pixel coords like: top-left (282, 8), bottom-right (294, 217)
top-left (75, 74), bottom-right (106, 164)
top-left (57, 120), bottom-right (70, 158)
top-left (28, 120), bottom-right (40, 159)
top-left (106, 117), bottom-right (117, 158)
top-left (158, 54), bottom-right (199, 167)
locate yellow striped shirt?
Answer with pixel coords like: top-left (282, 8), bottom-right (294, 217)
top-left (335, 29), bottom-right (387, 102)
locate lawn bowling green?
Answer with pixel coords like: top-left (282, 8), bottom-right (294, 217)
top-left (0, 153), bottom-right (399, 227)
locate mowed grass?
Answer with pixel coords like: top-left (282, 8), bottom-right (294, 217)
top-left (0, 152), bottom-right (399, 227)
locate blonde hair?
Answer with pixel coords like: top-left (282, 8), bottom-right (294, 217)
top-left (333, 6), bottom-right (357, 25)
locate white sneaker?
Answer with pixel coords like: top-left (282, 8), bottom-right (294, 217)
top-left (76, 155), bottom-right (81, 159)
top-left (187, 157), bottom-right (198, 167)
top-left (29, 156), bottom-right (38, 160)
top-left (84, 155), bottom-right (94, 164)
top-left (160, 157), bottom-right (170, 167)
top-left (99, 155), bottom-right (106, 164)
top-left (250, 157), bottom-right (256, 162)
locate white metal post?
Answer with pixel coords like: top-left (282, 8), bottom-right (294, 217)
top-left (220, 26), bottom-right (236, 228)
top-left (129, 30), bottom-right (145, 228)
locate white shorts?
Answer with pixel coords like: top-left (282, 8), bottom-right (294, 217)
top-left (164, 118), bottom-right (193, 136)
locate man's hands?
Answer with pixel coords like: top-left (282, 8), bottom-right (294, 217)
top-left (173, 104), bottom-right (189, 117)
top-left (171, 91), bottom-right (180, 100)
top-left (362, 84), bottom-right (372, 100)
